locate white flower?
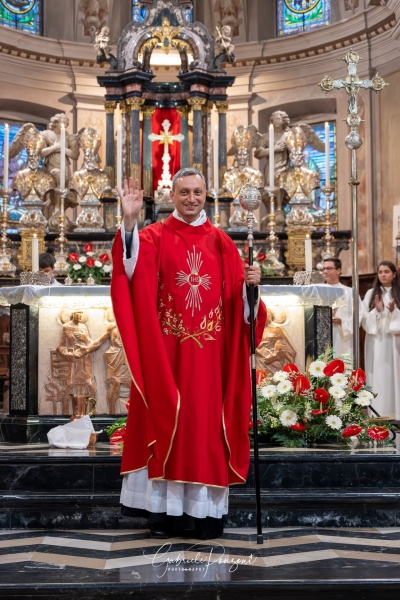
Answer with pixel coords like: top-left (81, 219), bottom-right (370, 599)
top-left (272, 370), bottom-right (289, 383)
top-left (330, 373), bottom-right (348, 388)
top-left (94, 260), bottom-right (102, 268)
top-left (73, 264), bottom-right (82, 271)
top-left (260, 385), bottom-right (277, 399)
top-left (279, 410), bottom-right (298, 427)
top-left (329, 385), bottom-right (346, 400)
top-left (308, 360), bottom-right (326, 377)
top-left (103, 264), bottom-right (112, 273)
top-left (277, 380), bottom-right (293, 394)
top-left (271, 398), bottom-right (283, 411)
top-left (355, 391), bottom-right (372, 407)
top-left (325, 414), bottom-right (343, 430)
top-left (78, 256), bottom-right (86, 263)
top-left (86, 252), bottom-right (94, 257)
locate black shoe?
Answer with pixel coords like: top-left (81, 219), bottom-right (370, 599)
top-left (150, 524), bottom-right (171, 539)
top-left (195, 517), bottom-right (224, 540)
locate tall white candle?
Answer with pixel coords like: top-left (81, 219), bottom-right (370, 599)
top-left (32, 234), bottom-right (39, 273)
top-left (117, 125), bottom-right (122, 190)
top-left (325, 121), bottom-right (330, 185)
top-left (305, 234), bottom-right (312, 272)
top-left (60, 123), bottom-right (66, 190)
top-left (269, 123), bottom-right (274, 187)
top-left (213, 125), bottom-right (219, 191)
top-left (3, 123), bottom-right (9, 190)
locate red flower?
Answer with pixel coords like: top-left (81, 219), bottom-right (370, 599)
top-left (367, 426), bottom-right (390, 441)
top-left (257, 253), bottom-right (266, 263)
top-left (68, 253), bottom-right (79, 263)
top-left (86, 257), bottom-right (95, 268)
top-left (256, 370), bottom-right (267, 385)
top-left (293, 375), bottom-right (311, 395)
top-left (110, 427), bottom-right (126, 445)
top-left (244, 258), bottom-right (249, 265)
top-left (83, 243), bottom-right (94, 253)
top-left (243, 243), bottom-right (249, 254)
top-left (249, 420), bottom-right (262, 429)
top-left (323, 359), bottom-right (345, 377)
top-left (283, 363), bottom-right (300, 381)
top-left (313, 388), bottom-right (329, 404)
top-left (342, 425), bottom-right (363, 438)
top-left (312, 408), bottom-right (330, 415)
top-left (290, 423), bottom-right (308, 431)
top-left (99, 253), bottom-right (109, 263)
top-left (350, 368), bottom-right (367, 392)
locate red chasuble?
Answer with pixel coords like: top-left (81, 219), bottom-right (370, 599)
top-left (111, 216), bottom-right (267, 487)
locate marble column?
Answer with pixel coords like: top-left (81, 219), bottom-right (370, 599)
top-left (202, 101), bottom-right (213, 191)
top-left (215, 101), bottom-right (229, 188)
top-left (176, 105), bottom-right (191, 169)
top-left (126, 97), bottom-right (144, 186)
top-left (142, 106), bottom-right (155, 197)
top-left (104, 101), bottom-right (117, 187)
top-left (188, 97), bottom-right (206, 173)
top-left (120, 101), bottom-right (131, 182)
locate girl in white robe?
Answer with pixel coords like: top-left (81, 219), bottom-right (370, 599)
top-left (361, 261), bottom-right (400, 419)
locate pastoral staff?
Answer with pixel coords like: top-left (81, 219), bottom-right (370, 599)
top-left (111, 168), bottom-right (266, 540)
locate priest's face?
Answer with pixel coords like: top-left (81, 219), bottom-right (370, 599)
top-left (170, 174), bottom-right (206, 223)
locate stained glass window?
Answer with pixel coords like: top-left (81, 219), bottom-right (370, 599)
top-left (0, 0), bottom-right (43, 35)
top-left (0, 122), bottom-right (43, 230)
top-left (132, 2), bottom-right (147, 23)
top-left (277, 0), bottom-right (331, 37)
top-left (304, 121), bottom-right (337, 230)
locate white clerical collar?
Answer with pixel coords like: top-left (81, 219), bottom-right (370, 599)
top-left (172, 209), bottom-right (207, 227)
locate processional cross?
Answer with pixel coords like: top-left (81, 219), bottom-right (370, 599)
top-left (318, 50), bottom-right (388, 365)
top-left (149, 119), bottom-right (184, 190)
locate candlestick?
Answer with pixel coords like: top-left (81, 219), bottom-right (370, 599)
top-left (3, 124), bottom-right (9, 190)
top-left (269, 123), bottom-right (274, 188)
top-left (60, 123), bottom-right (66, 190)
top-left (305, 234), bottom-right (313, 272)
top-left (213, 125), bottom-right (219, 191)
top-left (325, 121), bottom-right (330, 184)
top-left (117, 125), bottom-right (122, 191)
top-left (32, 233), bottom-right (39, 272)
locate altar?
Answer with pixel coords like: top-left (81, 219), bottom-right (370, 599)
top-left (0, 283), bottom-right (346, 443)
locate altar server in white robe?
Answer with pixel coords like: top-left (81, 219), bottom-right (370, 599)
top-left (361, 261), bottom-right (400, 419)
top-left (322, 258), bottom-right (354, 357)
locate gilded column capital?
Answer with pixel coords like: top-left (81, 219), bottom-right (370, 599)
top-left (215, 101), bottom-right (229, 114)
top-left (201, 100), bottom-right (214, 115)
top-left (141, 105), bottom-right (156, 118)
top-left (126, 97), bottom-right (145, 111)
top-left (176, 105), bottom-right (191, 118)
top-left (188, 97), bottom-right (207, 111)
top-left (119, 101), bottom-right (130, 114)
top-left (104, 100), bottom-right (117, 114)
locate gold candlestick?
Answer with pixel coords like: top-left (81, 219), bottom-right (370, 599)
top-left (265, 187), bottom-right (285, 276)
top-left (0, 188), bottom-right (16, 276)
top-left (321, 183), bottom-right (335, 259)
top-left (54, 188), bottom-right (69, 275)
top-left (212, 188), bottom-right (221, 228)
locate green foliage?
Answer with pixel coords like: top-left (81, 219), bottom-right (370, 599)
top-left (105, 418), bottom-right (127, 439)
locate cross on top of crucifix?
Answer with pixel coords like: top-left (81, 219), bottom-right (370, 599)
top-left (149, 119), bottom-right (185, 191)
top-left (319, 49), bottom-right (388, 147)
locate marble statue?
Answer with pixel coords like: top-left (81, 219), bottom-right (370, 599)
top-left (79, 0), bottom-right (109, 43)
top-left (255, 308), bottom-right (297, 374)
top-left (41, 113), bottom-right (80, 232)
top-left (94, 26), bottom-right (111, 60)
top-left (104, 309), bottom-right (131, 414)
top-left (213, 25), bottom-right (235, 57)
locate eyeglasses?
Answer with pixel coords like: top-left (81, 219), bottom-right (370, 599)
top-left (322, 267), bottom-right (337, 271)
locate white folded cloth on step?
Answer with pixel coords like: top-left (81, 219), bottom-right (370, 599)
top-left (47, 415), bottom-right (99, 449)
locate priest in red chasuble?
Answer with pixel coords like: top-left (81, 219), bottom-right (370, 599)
top-left (111, 168), bottom-right (267, 539)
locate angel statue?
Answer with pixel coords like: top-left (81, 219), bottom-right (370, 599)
top-left (9, 124), bottom-right (56, 230)
top-left (223, 125), bottom-right (263, 228)
top-left (250, 111), bottom-right (324, 231)
top-left (40, 113), bottom-right (80, 232)
top-left (213, 25), bottom-right (235, 68)
top-left (69, 127), bottom-right (111, 232)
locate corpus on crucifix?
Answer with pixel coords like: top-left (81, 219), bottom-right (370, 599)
top-left (149, 119), bottom-right (184, 192)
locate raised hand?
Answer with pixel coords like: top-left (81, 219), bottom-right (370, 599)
top-left (116, 177), bottom-right (144, 232)
top-left (375, 295), bottom-right (383, 313)
top-left (388, 298), bottom-right (395, 313)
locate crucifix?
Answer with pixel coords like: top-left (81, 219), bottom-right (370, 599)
top-left (318, 49), bottom-right (388, 365)
top-left (149, 119), bottom-right (185, 191)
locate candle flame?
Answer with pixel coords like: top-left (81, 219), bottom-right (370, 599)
top-left (269, 123), bottom-right (274, 130)
top-left (61, 123), bottom-right (65, 129)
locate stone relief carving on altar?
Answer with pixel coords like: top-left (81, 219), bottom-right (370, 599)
top-left (79, 0), bottom-right (109, 43)
top-left (214, 0), bottom-right (243, 37)
top-left (43, 309), bottom-right (114, 416)
top-left (41, 113), bottom-right (80, 232)
top-left (104, 309), bottom-right (131, 414)
top-left (256, 307), bottom-right (301, 375)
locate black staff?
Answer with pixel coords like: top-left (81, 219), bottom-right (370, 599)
top-left (239, 183), bottom-right (263, 545)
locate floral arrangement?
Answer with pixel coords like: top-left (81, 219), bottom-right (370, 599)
top-left (67, 243), bottom-right (112, 284)
top-left (253, 350), bottom-right (393, 448)
top-left (240, 243), bottom-right (274, 276)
